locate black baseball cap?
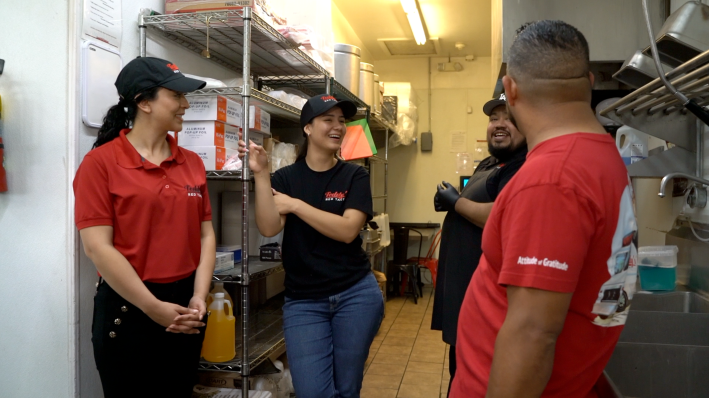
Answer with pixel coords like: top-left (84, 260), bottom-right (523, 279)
top-left (300, 94), bottom-right (357, 133)
top-left (115, 57), bottom-right (206, 100)
top-left (483, 93), bottom-right (507, 116)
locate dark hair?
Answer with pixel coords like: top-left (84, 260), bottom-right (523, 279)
top-left (296, 135), bottom-right (309, 162)
top-left (93, 87), bottom-right (160, 148)
top-left (507, 20), bottom-right (590, 80)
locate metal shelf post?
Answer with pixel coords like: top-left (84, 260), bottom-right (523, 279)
top-left (240, 6), bottom-right (252, 396)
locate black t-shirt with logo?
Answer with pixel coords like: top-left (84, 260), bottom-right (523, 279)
top-left (271, 160), bottom-right (373, 299)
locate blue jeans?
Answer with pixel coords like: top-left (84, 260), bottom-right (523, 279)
top-left (283, 272), bottom-right (384, 398)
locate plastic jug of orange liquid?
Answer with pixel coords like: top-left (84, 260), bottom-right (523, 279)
top-left (202, 292), bottom-right (236, 362)
top-left (206, 282), bottom-right (233, 310)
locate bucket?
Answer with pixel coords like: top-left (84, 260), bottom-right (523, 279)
top-left (334, 44), bottom-right (361, 96)
top-left (359, 62), bottom-right (375, 107)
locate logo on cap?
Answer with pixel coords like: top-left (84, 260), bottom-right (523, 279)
top-left (321, 95), bottom-right (337, 102)
top-left (499, 93), bottom-right (506, 101)
top-left (167, 63), bottom-right (180, 73)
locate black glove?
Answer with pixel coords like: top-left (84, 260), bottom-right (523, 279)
top-left (435, 181), bottom-right (460, 212)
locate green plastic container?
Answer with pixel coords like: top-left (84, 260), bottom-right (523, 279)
top-left (638, 245), bottom-right (678, 291)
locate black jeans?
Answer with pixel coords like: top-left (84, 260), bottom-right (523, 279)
top-left (92, 273), bottom-right (206, 398)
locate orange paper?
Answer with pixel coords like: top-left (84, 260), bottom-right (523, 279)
top-left (341, 125), bottom-right (374, 160)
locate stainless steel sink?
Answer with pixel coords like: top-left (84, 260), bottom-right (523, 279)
top-left (605, 291), bottom-right (709, 398)
top-left (631, 291), bottom-right (709, 314)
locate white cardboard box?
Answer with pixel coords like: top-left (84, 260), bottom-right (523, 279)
top-left (249, 105), bottom-right (271, 134)
top-left (176, 121), bottom-right (240, 149)
top-left (215, 251), bottom-right (235, 273)
top-left (183, 146), bottom-right (238, 171)
top-left (185, 95), bottom-right (242, 127)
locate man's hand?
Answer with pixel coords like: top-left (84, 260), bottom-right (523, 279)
top-left (435, 181), bottom-right (461, 212)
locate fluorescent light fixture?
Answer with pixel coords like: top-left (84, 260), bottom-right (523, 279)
top-left (400, 0), bottom-right (427, 45)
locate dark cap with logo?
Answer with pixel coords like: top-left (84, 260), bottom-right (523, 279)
top-left (115, 57), bottom-right (206, 101)
top-left (483, 93), bottom-right (507, 116)
top-left (300, 94), bottom-right (358, 133)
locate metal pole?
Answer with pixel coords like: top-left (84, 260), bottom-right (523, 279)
top-left (381, 127), bottom-right (389, 274)
top-left (240, 6), bottom-right (252, 397)
top-left (139, 14), bottom-right (147, 57)
top-left (698, 119), bottom-right (704, 179)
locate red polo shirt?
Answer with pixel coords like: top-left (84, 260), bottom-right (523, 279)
top-left (74, 129), bottom-right (212, 283)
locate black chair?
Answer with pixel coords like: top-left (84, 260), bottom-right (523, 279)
top-left (387, 226), bottom-right (424, 304)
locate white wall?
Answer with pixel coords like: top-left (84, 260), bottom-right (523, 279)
top-left (0, 0), bottom-right (77, 396)
top-left (375, 57), bottom-right (495, 226)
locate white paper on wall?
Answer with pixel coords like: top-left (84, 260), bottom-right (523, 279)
top-left (82, 0), bottom-right (123, 49)
top-left (450, 131), bottom-right (467, 153)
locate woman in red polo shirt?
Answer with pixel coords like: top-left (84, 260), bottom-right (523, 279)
top-left (73, 57), bottom-right (215, 398)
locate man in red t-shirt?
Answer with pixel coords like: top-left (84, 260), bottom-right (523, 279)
top-left (451, 21), bottom-right (638, 398)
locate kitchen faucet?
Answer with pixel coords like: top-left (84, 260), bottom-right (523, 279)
top-left (658, 173), bottom-right (709, 208)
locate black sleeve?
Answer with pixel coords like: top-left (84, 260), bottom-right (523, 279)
top-left (345, 166), bottom-right (374, 221)
top-left (496, 158), bottom-right (525, 193)
top-left (271, 168), bottom-right (288, 196)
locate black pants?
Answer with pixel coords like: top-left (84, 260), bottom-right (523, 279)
top-left (448, 344), bottom-right (457, 395)
top-left (92, 273), bottom-right (206, 398)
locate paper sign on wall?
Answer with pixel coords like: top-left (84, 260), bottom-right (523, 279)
top-left (82, 0), bottom-right (123, 49)
top-left (450, 131), bottom-right (467, 153)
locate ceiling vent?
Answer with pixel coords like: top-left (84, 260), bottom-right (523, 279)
top-left (378, 38), bottom-right (440, 56)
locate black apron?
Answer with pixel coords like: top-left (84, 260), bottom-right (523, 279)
top-left (430, 148), bottom-right (527, 345)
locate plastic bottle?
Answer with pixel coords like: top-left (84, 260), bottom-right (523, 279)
top-left (202, 293), bottom-right (236, 362)
top-left (206, 282), bottom-right (233, 312)
top-left (616, 126), bottom-right (649, 165)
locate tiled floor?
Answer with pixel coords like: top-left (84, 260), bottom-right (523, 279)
top-left (361, 287), bottom-right (450, 398)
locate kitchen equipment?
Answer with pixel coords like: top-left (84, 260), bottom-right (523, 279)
top-left (642, 1), bottom-right (709, 67)
top-left (334, 43), bottom-right (361, 96)
top-left (358, 62), bottom-right (374, 107)
top-left (373, 73), bottom-right (381, 115)
top-left (638, 245), bottom-right (678, 291)
top-left (613, 50), bottom-right (673, 88)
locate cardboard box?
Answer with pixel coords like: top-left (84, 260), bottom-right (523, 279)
top-left (165, 0), bottom-right (253, 14)
top-left (217, 244), bottom-right (242, 263)
top-left (176, 121), bottom-right (240, 149)
top-left (245, 130), bottom-right (267, 146)
top-left (185, 95), bottom-right (242, 127)
top-left (183, 146), bottom-right (238, 171)
top-left (215, 251), bottom-right (235, 273)
top-left (248, 105), bottom-right (271, 134)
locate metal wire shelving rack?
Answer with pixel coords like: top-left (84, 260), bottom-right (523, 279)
top-left (600, 48), bottom-right (709, 177)
top-left (139, 5), bottom-right (394, 390)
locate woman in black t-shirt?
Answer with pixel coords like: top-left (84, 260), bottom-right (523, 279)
top-left (239, 94), bottom-right (383, 397)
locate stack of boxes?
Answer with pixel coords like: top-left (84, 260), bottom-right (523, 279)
top-left (176, 95), bottom-right (271, 171)
top-left (177, 95), bottom-right (242, 171)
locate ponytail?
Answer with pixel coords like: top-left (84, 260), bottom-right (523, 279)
top-left (93, 87), bottom-right (160, 149)
top-left (296, 135), bottom-right (309, 162)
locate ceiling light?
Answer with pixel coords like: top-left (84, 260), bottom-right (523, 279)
top-left (400, 0), bottom-right (427, 45)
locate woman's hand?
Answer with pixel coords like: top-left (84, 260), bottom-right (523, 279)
top-left (238, 139), bottom-right (269, 174)
top-left (145, 300), bottom-right (204, 334)
top-left (273, 189), bottom-right (300, 215)
top-left (165, 295), bottom-right (207, 334)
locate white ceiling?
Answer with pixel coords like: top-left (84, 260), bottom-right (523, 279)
top-left (332, 0), bottom-right (492, 60)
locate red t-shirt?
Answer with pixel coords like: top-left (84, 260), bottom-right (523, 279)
top-left (73, 129), bottom-right (212, 283)
top-left (452, 133), bottom-right (638, 398)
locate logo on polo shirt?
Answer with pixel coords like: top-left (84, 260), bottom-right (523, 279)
top-left (325, 191), bottom-right (347, 201)
top-left (185, 184), bottom-right (202, 198)
top-left (517, 256), bottom-right (568, 271)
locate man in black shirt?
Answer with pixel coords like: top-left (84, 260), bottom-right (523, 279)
top-left (431, 93), bottom-right (527, 391)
